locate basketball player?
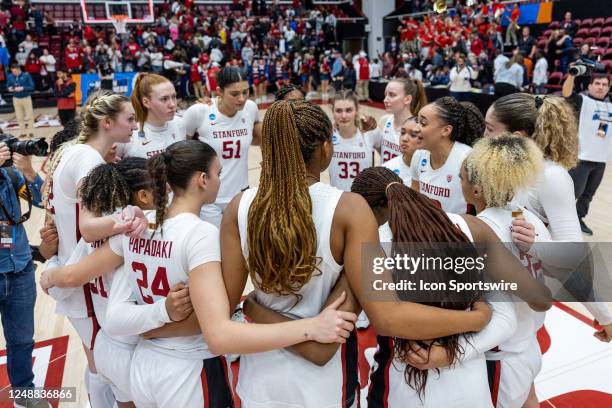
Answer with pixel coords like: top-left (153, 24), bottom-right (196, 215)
top-left (348, 167), bottom-right (550, 407)
top-left (42, 91), bottom-right (147, 407)
top-left (275, 84), bottom-right (305, 101)
top-left (462, 135), bottom-right (551, 408)
top-left (328, 90), bottom-right (376, 191)
top-left (370, 78), bottom-right (427, 162)
top-left (182, 66), bottom-right (262, 227)
top-left (117, 73), bottom-right (186, 159)
top-left (218, 101), bottom-right (497, 407)
top-left (43, 140), bottom-right (355, 408)
top-left (410, 97), bottom-right (484, 214)
top-left (382, 116), bottom-right (421, 185)
top-left (484, 94), bottom-right (612, 341)
top-left (42, 158), bottom-right (157, 408)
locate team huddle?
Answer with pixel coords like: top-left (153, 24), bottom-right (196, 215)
top-left (35, 66), bottom-right (611, 408)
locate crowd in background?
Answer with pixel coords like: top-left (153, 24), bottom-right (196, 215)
top-left (0, 0), bottom-right (608, 103)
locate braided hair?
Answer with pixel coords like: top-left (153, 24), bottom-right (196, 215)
top-left (147, 140), bottom-right (217, 233)
top-left (79, 157), bottom-right (149, 216)
top-left (275, 83), bottom-right (305, 101)
top-left (247, 100), bottom-right (332, 296)
top-left (432, 97), bottom-right (484, 147)
top-left (351, 167), bottom-right (480, 398)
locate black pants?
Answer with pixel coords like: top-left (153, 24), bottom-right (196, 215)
top-left (569, 160), bottom-right (606, 219)
top-left (58, 109), bottom-right (76, 127)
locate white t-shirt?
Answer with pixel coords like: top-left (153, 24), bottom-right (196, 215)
top-left (108, 213), bottom-right (220, 359)
top-left (118, 117), bottom-right (186, 159)
top-left (410, 142), bottom-right (472, 214)
top-left (328, 129), bottom-right (374, 192)
top-left (182, 99), bottom-right (260, 204)
top-left (576, 94), bottom-right (612, 163)
top-left (382, 155), bottom-right (412, 186)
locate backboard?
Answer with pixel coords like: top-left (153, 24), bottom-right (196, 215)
top-left (80, 0), bottom-right (155, 24)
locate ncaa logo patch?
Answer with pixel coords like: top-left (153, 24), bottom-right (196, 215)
top-left (332, 135), bottom-right (338, 145)
top-left (420, 158), bottom-right (427, 166)
top-left (209, 113), bottom-right (216, 121)
top-left (393, 169), bottom-right (400, 175)
top-left (447, 175), bottom-right (453, 182)
top-left (386, 122), bottom-right (392, 128)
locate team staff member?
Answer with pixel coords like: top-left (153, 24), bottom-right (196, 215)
top-left (562, 71), bottom-right (612, 236)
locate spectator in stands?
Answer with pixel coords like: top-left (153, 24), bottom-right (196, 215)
top-left (55, 69), bottom-right (76, 126)
top-left (387, 36), bottom-right (399, 54)
top-left (449, 53), bottom-right (476, 101)
top-left (505, 2), bottom-right (520, 46)
top-left (532, 51), bottom-right (548, 95)
top-left (39, 49), bottom-right (56, 91)
top-left (19, 35), bottom-right (37, 59)
top-left (546, 29), bottom-right (560, 73)
top-left (430, 65), bottom-right (450, 86)
top-left (7, 64), bottom-right (35, 138)
top-left (494, 53), bottom-right (524, 97)
top-left (342, 58), bottom-right (356, 91)
top-left (518, 26), bottom-right (536, 61)
top-left (563, 72), bottom-right (612, 235)
top-left (331, 50), bottom-right (344, 92)
top-left (370, 58), bottom-right (382, 81)
top-left (64, 39), bottom-right (82, 74)
top-left (561, 11), bottom-right (578, 38)
top-left (355, 51), bottom-right (370, 101)
top-left (15, 46), bottom-right (27, 68)
top-left (556, 27), bottom-right (573, 74)
top-left (24, 52), bottom-right (42, 91)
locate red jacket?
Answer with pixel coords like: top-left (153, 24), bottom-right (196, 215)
top-left (358, 57), bottom-right (370, 80)
top-left (64, 46), bottom-right (82, 70)
top-left (57, 78), bottom-right (76, 111)
top-left (190, 63), bottom-right (201, 82)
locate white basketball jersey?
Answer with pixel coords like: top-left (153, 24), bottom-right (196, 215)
top-left (118, 116), bottom-right (186, 159)
top-left (381, 117), bottom-right (402, 163)
top-left (328, 129), bottom-right (374, 192)
top-left (410, 142), bottom-right (472, 214)
top-left (183, 98), bottom-right (258, 203)
top-left (478, 205), bottom-right (550, 354)
top-left (48, 143), bottom-right (105, 318)
top-left (382, 155), bottom-right (412, 186)
top-left (109, 212), bottom-right (221, 359)
top-left (369, 213), bottom-right (492, 408)
top-left (235, 183), bottom-right (360, 408)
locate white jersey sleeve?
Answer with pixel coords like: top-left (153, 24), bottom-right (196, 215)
top-left (460, 292), bottom-right (517, 362)
top-left (106, 234), bottom-right (172, 337)
top-left (365, 128), bottom-right (382, 151)
top-left (535, 164), bottom-right (582, 242)
top-left (183, 222), bottom-right (221, 272)
top-left (410, 149), bottom-right (426, 183)
top-left (244, 99), bottom-right (260, 123)
top-left (182, 103), bottom-right (209, 136)
top-left (59, 145), bottom-right (106, 198)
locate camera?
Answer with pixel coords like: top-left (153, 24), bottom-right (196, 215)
top-left (569, 58), bottom-right (606, 76)
top-left (0, 134), bottom-right (48, 167)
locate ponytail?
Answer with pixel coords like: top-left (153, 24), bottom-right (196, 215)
top-left (147, 140), bottom-right (217, 233)
top-left (131, 72), bottom-right (172, 132)
top-left (351, 166), bottom-right (478, 398)
top-left (79, 162), bottom-right (132, 216)
top-left (431, 97), bottom-right (484, 146)
top-left (247, 100), bottom-right (332, 296)
top-left (390, 78), bottom-right (428, 116)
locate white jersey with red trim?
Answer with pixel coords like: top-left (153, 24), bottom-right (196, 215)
top-left (182, 98), bottom-right (259, 204)
top-left (117, 117), bottom-right (186, 159)
top-left (382, 155), bottom-right (412, 186)
top-left (328, 129), bottom-right (374, 192)
top-left (47, 143), bottom-right (105, 318)
top-left (381, 116), bottom-right (402, 163)
top-left (236, 183), bottom-right (359, 408)
top-left (369, 215), bottom-right (492, 408)
top-left (478, 205), bottom-right (550, 352)
top-left (109, 212), bottom-right (220, 359)
top-left (410, 142), bottom-right (472, 214)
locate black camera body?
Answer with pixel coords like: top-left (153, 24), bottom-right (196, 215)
top-left (0, 134), bottom-right (48, 167)
top-left (569, 58), bottom-right (606, 77)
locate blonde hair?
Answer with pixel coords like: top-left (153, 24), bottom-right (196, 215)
top-left (43, 90), bottom-right (131, 207)
top-left (491, 94), bottom-right (578, 169)
top-left (464, 133), bottom-right (543, 208)
top-left (131, 73), bottom-right (172, 132)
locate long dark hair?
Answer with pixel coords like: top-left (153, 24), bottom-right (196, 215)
top-left (351, 167), bottom-right (481, 398)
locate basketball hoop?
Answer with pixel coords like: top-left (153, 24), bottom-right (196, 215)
top-left (111, 14), bottom-right (128, 35)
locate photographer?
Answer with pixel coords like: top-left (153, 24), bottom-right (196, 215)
top-left (0, 141), bottom-right (49, 408)
top-left (563, 70), bottom-right (612, 235)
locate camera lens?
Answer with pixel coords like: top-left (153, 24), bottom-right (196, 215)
top-left (569, 65), bottom-right (587, 76)
top-left (12, 139), bottom-right (49, 157)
